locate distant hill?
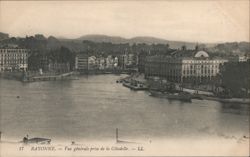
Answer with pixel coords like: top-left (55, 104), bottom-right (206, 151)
top-left (71, 34), bottom-right (216, 49)
top-left (207, 42), bottom-right (250, 55)
top-left (76, 34), bottom-right (127, 44)
top-left (0, 33), bottom-right (249, 55)
top-left (0, 32), bottom-right (9, 41)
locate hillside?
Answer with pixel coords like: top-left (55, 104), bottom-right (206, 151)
top-left (68, 34), bottom-right (218, 49)
top-left (76, 34), bottom-right (127, 44)
top-left (0, 33), bottom-right (249, 55)
top-left (0, 32), bottom-right (9, 41)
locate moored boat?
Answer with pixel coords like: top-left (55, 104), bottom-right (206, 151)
top-left (122, 82), bottom-right (148, 90)
top-left (149, 90), bottom-right (192, 102)
top-left (191, 93), bottom-right (204, 100)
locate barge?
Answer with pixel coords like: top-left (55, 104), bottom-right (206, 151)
top-left (122, 82), bottom-right (148, 90)
top-left (149, 90), bottom-right (192, 102)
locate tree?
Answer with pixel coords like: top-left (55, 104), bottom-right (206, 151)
top-left (48, 47), bottom-right (75, 70)
top-left (220, 61), bottom-right (250, 97)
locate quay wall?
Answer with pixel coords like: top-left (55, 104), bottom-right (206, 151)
top-left (0, 72), bottom-right (23, 80)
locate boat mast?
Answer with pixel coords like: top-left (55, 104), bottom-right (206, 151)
top-left (116, 128), bottom-right (118, 143)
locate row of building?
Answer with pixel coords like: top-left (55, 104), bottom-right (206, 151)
top-left (0, 46), bottom-right (138, 73)
top-left (141, 50), bottom-right (249, 84)
top-left (0, 48), bottom-right (71, 73)
top-left (0, 46), bottom-right (249, 84)
top-left (0, 48), bottom-right (29, 72)
top-left (75, 53), bottom-right (136, 72)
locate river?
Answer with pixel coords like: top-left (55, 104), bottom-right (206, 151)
top-left (0, 74), bottom-right (249, 144)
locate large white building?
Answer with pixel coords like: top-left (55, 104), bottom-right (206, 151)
top-left (181, 51), bottom-right (228, 83)
top-left (145, 50), bottom-right (228, 84)
top-left (0, 48), bottom-right (29, 72)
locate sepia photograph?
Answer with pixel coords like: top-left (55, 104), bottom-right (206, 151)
top-left (0, 0), bottom-right (249, 156)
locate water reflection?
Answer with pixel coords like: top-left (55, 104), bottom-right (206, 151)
top-left (220, 103), bottom-right (250, 115)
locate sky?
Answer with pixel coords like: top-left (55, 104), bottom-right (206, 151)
top-left (0, 0), bottom-right (249, 43)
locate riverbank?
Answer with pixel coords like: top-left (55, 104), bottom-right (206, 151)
top-left (119, 74), bottom-right (250, 105)
top-left (201, 95), bottom-right (250, 104)
top-left (0, 70), bottom-right (131, 82)
top-left (23, 71), bottom-right (78, 82)
top-left (0, 71), bottom-right (79, 82)
top-left (78, 69), bottom-right (134, 75)
top-left (0, 71), bottom-right (24, 80)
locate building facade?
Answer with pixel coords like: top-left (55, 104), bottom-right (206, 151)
top-left (0, 48), bottom-right (29, 72)
top-left (76, 53), bottom-right (123, 72)
top-left (118, 53), bottom-right (136, 70)
top-left (96, 56), bottom-right (106, 70)
top-left (138, 52), bottom-right (148, 73)
top-left (88, 56), bottom-right (97, 70)
top-left (145, 50), bottom-right (228, 84)
top-left (48, 62), bottom-right (70, 73)
top-left (239, 55), bottom-right (249, 62)
top-left (75, 53), bottom-right (88, 72)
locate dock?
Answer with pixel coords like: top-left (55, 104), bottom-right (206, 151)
top-left (22, 72), bottom-right (77, 82)
top-left (201, 95), bottom-right (250, 104)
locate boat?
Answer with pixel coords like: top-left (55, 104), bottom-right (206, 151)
top-left (122, 82), bottom-right (148, 90)
top-left (149, 90), bottom-right (192, 102)
top-left (21, 137), bottom-right (51, 144)
top-left (191, 93), bottom-right (204, 100)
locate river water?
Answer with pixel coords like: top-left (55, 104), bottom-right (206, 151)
top-left (0, 74), bottom-right (249, 144)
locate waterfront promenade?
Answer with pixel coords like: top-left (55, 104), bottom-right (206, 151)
top-left (119, 74), bottom-right (250, 104)
top-left (23, 71), bottom-right (77, 82)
